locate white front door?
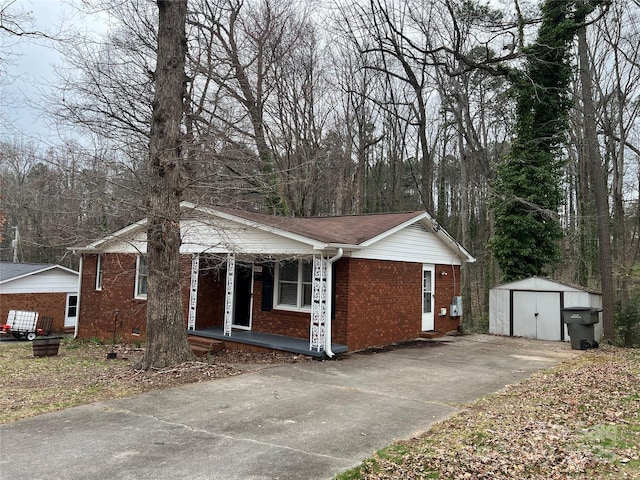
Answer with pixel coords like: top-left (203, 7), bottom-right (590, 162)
top-left (65, 293), bottom-right (78, 328)
top-left (422, 266), bottom-right (435, 331)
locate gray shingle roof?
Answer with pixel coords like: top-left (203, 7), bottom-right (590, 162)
top-left (0, 263), bottom-right (58, 283)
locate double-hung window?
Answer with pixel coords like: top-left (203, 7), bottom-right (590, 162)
top-left (276, 260), bottom-right (312, 310)
top-left (135, 255), bottom-right (148, 299)
top-left (95, 254), bottom-right (103, 290)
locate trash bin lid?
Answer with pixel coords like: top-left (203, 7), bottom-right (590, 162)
top-left (562, 306), bottom-right (602, 312)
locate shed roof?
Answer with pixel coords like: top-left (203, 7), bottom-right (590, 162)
top-left (0, 262), bottom-right (78, 284)
top-left (491, 276), bottom-right (601, 294)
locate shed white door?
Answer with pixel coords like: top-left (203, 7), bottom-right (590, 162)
top-left (512, 291), bottom-right (561, 340)
top-left (422, 266), bottom-right (435, 331)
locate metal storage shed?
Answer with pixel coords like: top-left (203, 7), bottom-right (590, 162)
top-left (489, 277), bottom-right (603, 342)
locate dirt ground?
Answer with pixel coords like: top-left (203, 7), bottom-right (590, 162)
top-left (0, 338), bottom-right (311, 424)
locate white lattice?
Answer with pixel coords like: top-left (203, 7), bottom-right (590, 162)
top-left (187, 255), bottom-right (199, 330)
top-left (310, 255), bottom-right (327, 351)
top-left (223, 253), bottom-right (235, 336)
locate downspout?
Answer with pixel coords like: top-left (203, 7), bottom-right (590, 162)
top-left (324, 248), bottom-right (343, 358)
top-left (74, 254), bottom-right (83, 339)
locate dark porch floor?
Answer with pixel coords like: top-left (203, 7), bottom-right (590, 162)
top-left (190, 327), bottom-right (348, 358)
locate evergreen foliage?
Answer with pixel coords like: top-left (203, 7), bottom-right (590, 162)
top-left (490, 0), bottom-right (602, 282)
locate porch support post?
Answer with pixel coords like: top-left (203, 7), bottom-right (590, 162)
top-left (310, 254), bottom-right (327, 352)
top-left (223, 253), bottom-right (235, 336)
top-left (187, 254), bottom-right (199, 331)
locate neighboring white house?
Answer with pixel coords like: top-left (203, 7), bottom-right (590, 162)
top-left (0, 263), bottom-right (80, 332)
top-left (489, 277), bottom-right (603, 342)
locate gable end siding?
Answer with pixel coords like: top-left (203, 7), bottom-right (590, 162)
top-left (351, 224), bottom-right (463, 265)
top-left (0, 269), bottom-right (78, 294)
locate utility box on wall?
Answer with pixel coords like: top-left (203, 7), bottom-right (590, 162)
top-left (450, 296), bottom-right (463, 317)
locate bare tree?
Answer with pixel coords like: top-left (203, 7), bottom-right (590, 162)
top-left (577, 24), bottom-right (615, 342)
top-left (139, 0), bottom-right (194, 370)
top-left (592, 1), bottom-right (640, 317)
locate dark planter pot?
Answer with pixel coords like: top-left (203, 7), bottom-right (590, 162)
top-left (33, 337), bottom-right (62, 357)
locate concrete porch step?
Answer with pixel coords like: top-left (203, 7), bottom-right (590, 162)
top-left (188, 335), bottom-right (224, 357)
top-left (419, 330), bottom-right (445, 339)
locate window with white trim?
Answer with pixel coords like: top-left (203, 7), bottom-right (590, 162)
top-left (275, 260), bottom-right (312, 310)
top-left (135, 255), bottom-right (148, 299)
top-left (95, 254), bottom-right (103, 290)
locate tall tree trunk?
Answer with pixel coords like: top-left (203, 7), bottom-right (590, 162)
top-left (611, 46), bottom-right (629, 311)
top-left (577, 26), bottom-right (615, 343)
top-left (139, 0), bottom-right (194, 369)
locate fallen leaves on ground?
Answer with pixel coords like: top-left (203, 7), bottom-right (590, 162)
top-left (351, 345), bottom-right (640, 480)
top-left (0, 339), bottom-right (309, 425)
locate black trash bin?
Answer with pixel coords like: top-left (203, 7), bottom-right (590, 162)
top-left (561, 307), bottom-right (601, 350)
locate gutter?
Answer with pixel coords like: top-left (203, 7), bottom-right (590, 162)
top-left (323, 247), bottom-right (343, 358)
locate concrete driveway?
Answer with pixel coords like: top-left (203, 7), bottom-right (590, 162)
top-left (0, 335), bottom-right (577, 480)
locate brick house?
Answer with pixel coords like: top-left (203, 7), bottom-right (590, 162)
top-left (0, 262), bottom-right (79, 333)
top-left (71, 203), bottom-right (475, 356)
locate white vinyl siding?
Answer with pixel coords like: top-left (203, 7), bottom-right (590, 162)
top-left (352, 224), bottom-right (463, 265)
top-left (275, 260), bottom-right (312, 310)
top-left (181, 218), bottom-right (322, 255)
top-left (102, 218), bottom-right (321, 256)
top-left (0, 269), bottom-right (78, 294)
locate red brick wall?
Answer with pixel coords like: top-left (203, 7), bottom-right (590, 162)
top-left (332, 259), bottom-right (349, 346)
top-left (78, 253), bottom-right (463, 350)
top-left (252, 271), bottom-right (309, 339)
top-left (222, 258), bottom-right (463, 351)
top-left (337, 259), bottom-right (463, 351)
top-left (338, 258), bottom-right (421, 351)
top-left (0, 293), bottom-right (68, 333)
top-left (78, 253), bottom-right (192, 343)
top-left (433, 264), bottom-right (463, 333)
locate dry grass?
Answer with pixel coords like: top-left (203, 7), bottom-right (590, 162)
top-left (0, 337), bottom-right (308, 425)
top-left (337, 345), bottom-right (640, 480)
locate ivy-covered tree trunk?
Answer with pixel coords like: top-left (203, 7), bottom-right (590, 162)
top-left (138, 0), bottom-right (194, 370)
top-left (490, 1), bottom-right (600, 282)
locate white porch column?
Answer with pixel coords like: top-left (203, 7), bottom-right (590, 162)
top-left (187, 254), bottom-right (199, 331)
top-left (223, 253), bottom-right (235, 336)
top-left (310, 255), bottom-right (328, 352)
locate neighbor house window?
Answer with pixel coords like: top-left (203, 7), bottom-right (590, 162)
top-left (275, 260), bottom-right (312, 310)
top-left (135, 255), bottom-right (148, 298)
top-left (95, 255), bottom-right (103, 290)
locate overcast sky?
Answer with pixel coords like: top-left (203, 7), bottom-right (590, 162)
top-left (1, 0), bottom-right (107, 148)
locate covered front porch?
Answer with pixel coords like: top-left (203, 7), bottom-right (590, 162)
top-left (187, 251), bottom-right (345, 358)
top-left (190, 327), bottom-right (348, 358)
